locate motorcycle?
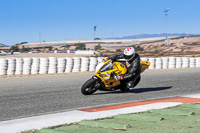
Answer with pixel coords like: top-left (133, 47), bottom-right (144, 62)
top-left (81, 59), bottom-right (151, 95)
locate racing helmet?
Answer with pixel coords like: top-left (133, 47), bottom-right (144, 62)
top-left (123, 47), bottom-right (135, 61)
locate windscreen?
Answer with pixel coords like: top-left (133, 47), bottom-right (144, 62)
top-left (99, 60), bottom-right (112, 72)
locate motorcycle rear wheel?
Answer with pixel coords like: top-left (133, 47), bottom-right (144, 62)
top-left (81, 78), bottom-right (98, 95)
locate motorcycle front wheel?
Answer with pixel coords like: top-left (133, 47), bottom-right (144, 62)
top-left (81, 78), bottom-right (98, 95)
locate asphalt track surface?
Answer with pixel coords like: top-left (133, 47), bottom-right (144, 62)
top-left (0, 68), bottom-right (200, 121)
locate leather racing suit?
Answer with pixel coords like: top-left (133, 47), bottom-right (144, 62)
top-left (109, 53), bottom-right (141, 89)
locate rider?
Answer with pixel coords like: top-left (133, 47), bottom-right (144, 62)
top-left (109, 47), bottom-right (141, 91)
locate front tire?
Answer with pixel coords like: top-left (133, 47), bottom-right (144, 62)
top-left (81, 78), bottom-right (98, 95)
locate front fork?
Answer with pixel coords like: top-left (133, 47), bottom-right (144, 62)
top-left (92, 75), bottom-right (106, 90)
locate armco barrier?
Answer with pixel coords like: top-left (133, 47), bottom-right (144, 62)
top-left (0, 57), bottom-right (199, 76)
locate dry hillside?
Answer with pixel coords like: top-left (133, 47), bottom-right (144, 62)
top-left (100, 37), bottom-right (200, 57)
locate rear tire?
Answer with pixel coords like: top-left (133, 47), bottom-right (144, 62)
top-left (81, 78), bottom-right (98, 95)
top-left (133, 75), bottom-right (141, 88)
top-left (119, 81), bottom-right (130, 91)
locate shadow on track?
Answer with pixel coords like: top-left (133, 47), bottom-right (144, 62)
top-left (132, 86), bottom-right (173, 93)
top-left (94, 86), bottom-right (173, 95)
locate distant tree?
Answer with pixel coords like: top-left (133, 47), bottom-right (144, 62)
top-left (21, 46), bottom-right (30, 52)
top-left (116, 49), bottom-right (122, 52)
top-left (20, 42), bottom-right (28, 45)
top-left (94, 38), bottom-right (101, 40)
top-left (94, 44), bottom-right (101, 50)
top-left (48, 46), bottom-right (53, 51)
top-left (64, 44), bottom-right (70, 50)
top-left (75, 43), bottom-right (86, 50)
top-left (10, 45), bottom-right (19, 52)
top-left (132, 45), bottom-right (144, 52)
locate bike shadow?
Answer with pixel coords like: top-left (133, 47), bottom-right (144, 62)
top-left (94, 86), bottom-right (173, 95)
top-left (131, 86), bottom-right (173, 93)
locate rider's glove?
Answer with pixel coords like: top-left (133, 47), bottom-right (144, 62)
top-left (114, 75), bottom-right (124, 81)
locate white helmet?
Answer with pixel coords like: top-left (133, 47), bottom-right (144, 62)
top-left (123, 47), bottom-right (135, 61)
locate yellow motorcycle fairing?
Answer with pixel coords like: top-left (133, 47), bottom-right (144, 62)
top-left (96, 60), bottom-right (127, 88)
top-left (96, 59), bottom-right (151, 88)
top-left (112, 62), bottom-right (127, 75)
top-left (140, 61), bottom-right (151, 73)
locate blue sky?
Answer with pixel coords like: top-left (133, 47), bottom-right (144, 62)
top-left (0, 0), bottom-right (199, 46)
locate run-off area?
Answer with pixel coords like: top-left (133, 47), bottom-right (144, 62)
top-left (24, 103), bottom-right (200, 133)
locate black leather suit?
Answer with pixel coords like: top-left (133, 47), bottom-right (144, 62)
top-left (109, 53), bottom-right (141, 89)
